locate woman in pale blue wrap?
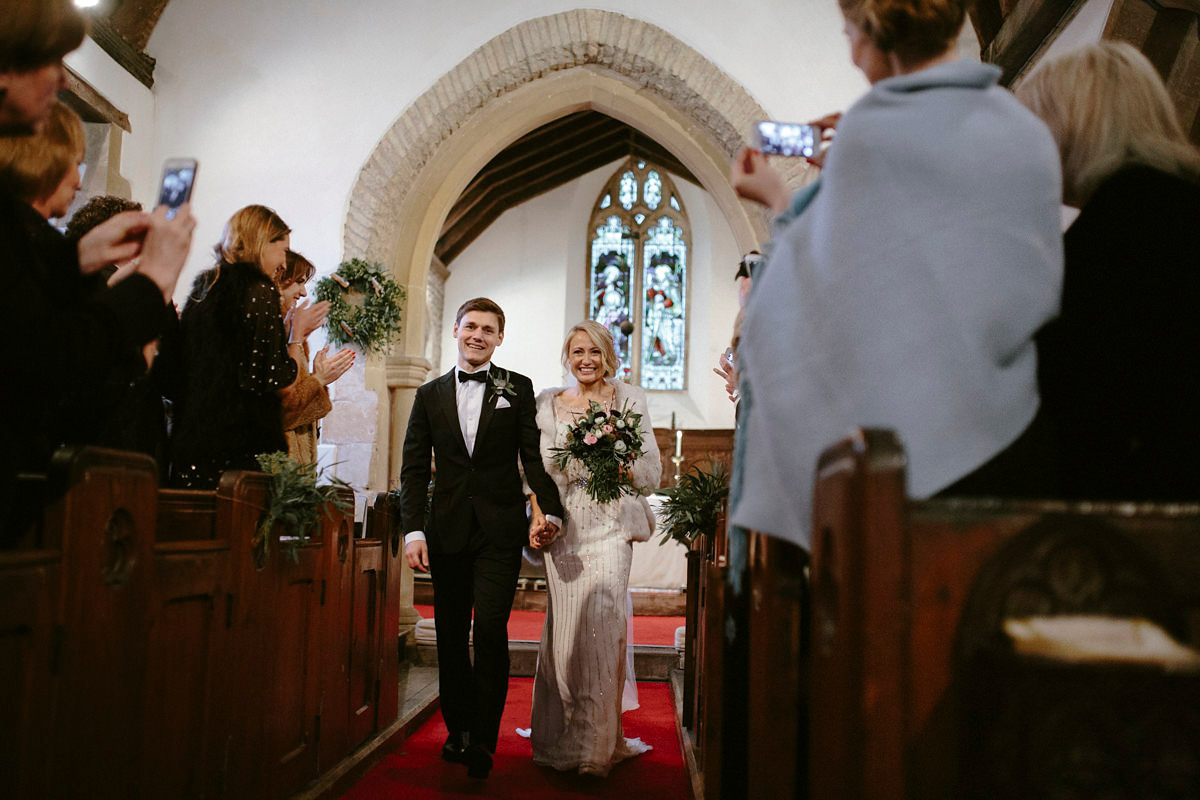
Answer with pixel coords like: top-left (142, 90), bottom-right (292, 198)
top-left (729, 0), bottom-right (1064, 551)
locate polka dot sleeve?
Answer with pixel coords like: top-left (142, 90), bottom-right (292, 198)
top-left (237, 280), bottom-right (298, 394)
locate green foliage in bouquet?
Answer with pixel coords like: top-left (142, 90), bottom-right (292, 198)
top-left (549, 399), bottom-right (646, 504)
top-left (255, 452), bottom-right (353, 564)
top-left (656, 458), bottom-right (730, 547)
top-left (314, 258), bottom-right (405, 353)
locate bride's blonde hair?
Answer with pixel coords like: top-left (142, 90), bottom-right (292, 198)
top-left (562, 320), bottom-right (620, 380)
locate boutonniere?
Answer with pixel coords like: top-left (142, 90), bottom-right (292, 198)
top-left (489, 367), bottom-right (518, 403)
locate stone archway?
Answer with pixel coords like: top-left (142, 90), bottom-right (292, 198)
top-left (340, 9), bottom-right (802, 492)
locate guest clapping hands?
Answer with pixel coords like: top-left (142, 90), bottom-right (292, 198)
top-left (165, 205), bottom-right (298, 488)
top-left (277, 250), bottom-right (354, 465)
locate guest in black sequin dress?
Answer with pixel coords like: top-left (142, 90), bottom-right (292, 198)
top-left (163, 205), bottom-right (300, 488)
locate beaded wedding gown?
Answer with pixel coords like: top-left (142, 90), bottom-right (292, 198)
top-left (528, 381), bottom-right (662, 776)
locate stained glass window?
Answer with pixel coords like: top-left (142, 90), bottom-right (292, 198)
top-left (619, 170), bottom-right (637, 210)
top-left (587, 159), bottom-right (690, 390)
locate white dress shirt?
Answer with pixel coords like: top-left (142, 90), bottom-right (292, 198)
top-left (405, 363), bottom-right (559, 547)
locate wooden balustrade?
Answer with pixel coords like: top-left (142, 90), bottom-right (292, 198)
top-left (0, 447), bottom-right (402, 799)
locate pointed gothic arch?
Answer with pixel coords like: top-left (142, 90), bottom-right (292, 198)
top-left (341, 9), bottom-right (799, 488)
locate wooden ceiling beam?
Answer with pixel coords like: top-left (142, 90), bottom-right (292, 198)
top-left (86, 17), bottom-right (156, 89)
top-left (983, 0), bottom-right (1087, 85)
top-left (1105, 0), bottom-right (1200, 146)
top-left (459, 113), bottom-right (621, 195)
top-left (438, 142), bottom-right (633, 263)
top-left (443, 126), bottom-right (634, 231)
top-left (437, 109), bottom-right (703, 266)
top-left (969, 0), bottom-right (1006, 50)
top-left (108, 0), bottom-right (172, 51)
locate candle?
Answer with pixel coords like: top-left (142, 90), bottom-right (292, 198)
top-left (675, 429), bottom-right (683, 458)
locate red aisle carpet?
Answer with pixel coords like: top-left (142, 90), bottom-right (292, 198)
top-left (339, 677), bottom-right (689, 799)
top-left (413, 604), bottom-right (683, 646)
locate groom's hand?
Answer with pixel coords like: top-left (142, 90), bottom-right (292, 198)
top-left (405, 540), bottom-right (430, 573)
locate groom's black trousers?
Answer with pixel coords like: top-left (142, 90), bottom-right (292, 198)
top-left (428, 509), bottom-right (523, 753)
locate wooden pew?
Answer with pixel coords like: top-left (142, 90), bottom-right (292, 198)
top-left (2, 450), bottom-right (391, 799)
top-left (342, 493), bottom-right (402, 750)
top-left (0, 475), bottom-right (60, 799)
top-left (808, 428), bottom-right (1200, 799)
top-left (146, 483), bottom-right (233, 799)
top-left (0, 448), bottom-right (159, 799)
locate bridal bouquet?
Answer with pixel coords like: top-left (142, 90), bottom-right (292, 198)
top-left (550, 400), bottom-right (646, 504)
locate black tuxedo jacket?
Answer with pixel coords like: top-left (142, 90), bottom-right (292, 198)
top-left (398, 366), bottom-right (563, 553)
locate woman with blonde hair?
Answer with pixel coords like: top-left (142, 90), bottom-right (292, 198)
top-left (276, 250), bottom-right (354, 464)
top-left (165, 205), bottom-right (326, 488)
top-left (525, 319), bottom-right (661, 776)
top-left (730, 0), bottom-right (1063, 551)
top-left (0, 100), bottom-right (84, 220)
top-left (1017, 41), bottom-right (1200, 500)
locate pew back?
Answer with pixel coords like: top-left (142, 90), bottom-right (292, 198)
top-left (2, 448), bottom-right (397, 799)
top-left (809, 429), bottom-right (1200, 799)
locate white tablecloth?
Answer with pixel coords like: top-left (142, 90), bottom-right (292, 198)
top-left (628, 494), bottom-right (688, 590)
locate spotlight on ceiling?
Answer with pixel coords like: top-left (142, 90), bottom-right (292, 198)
top-left (74, 0), bottom-right (102, 9)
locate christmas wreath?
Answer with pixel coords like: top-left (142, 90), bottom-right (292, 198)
top-left (314, 258), bottom-right (405, 353)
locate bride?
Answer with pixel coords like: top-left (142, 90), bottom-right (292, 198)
top-left (527, 320), bottom-right (662, 776)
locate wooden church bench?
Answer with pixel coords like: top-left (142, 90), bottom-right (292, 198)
top-left (0, 447), bottom-right (159, 799)
top-left (808, 428), bottom-right (1200, 799)
top-left (2, 449), bottom-right (397, 799)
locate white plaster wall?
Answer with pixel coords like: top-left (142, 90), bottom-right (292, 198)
top-left (137, 1), bottom-right (868, 301)
top-left (442, 159), bottom-right (739, 429)
top-left (63, 37), bottom-right (157, 205)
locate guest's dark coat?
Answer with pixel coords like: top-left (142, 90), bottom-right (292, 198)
top-left (162, 261), bottom-right (297, 488)
top-left (1037, 165), bottom-right (1200, 500)
top-left (0, 190), bottom-right (167, 540)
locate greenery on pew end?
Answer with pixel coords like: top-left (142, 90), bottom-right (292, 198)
top-left (656, 458), bottom-right (729, 547)
top-left (255, 452), bottom-right (353, 564)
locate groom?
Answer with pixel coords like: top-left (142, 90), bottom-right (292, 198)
top-left (400, 297), bottom-right (562, 779)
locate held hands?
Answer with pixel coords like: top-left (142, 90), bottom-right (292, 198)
top-left (313, 345), bottom-right (355, 385)
top-left (528, 516), bottom-right (559, 550)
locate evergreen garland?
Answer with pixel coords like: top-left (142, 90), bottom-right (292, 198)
top-left (254, 451), bottom-right (353, 564)
top-left (314, 258), bottom-right (405, 353)
top-left (656, 459), bottom-right (729, 547)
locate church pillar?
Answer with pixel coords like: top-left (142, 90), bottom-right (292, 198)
top-left (424, 256), bottom-right (449, 369)
top-left (387, 354), bottom-right (433, 626)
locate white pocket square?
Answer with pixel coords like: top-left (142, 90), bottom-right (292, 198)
top-left (496, 397), bottom-right (512, 409)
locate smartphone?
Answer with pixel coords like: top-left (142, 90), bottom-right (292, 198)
top-left (751, 121), bottom-right (817, 158)
top-left (742, 252), bottom-right (764, 278)
top-left (157, 157), bottom-right (198, 219)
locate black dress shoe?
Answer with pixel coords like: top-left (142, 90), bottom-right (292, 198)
top-left (464, 743), bottom-right (493, 779)
top-left (441, 732), bottom-right (468, 764)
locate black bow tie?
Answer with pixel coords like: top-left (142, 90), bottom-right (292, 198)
top-left (458, 370), bottom-right (488, 383)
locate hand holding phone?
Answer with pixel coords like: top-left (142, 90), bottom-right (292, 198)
top-left (157, 157), bottom-right (198, 219)
top-left (751, 121), bottom-right (818, 158)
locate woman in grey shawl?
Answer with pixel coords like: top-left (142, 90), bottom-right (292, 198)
top-left (729, 0), bottom-right (1064, 551)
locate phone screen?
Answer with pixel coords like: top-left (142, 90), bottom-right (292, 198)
top-left (753, 121), bottom-right (816, 158)
top-left (158, 159), bottom-right (197, 219)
